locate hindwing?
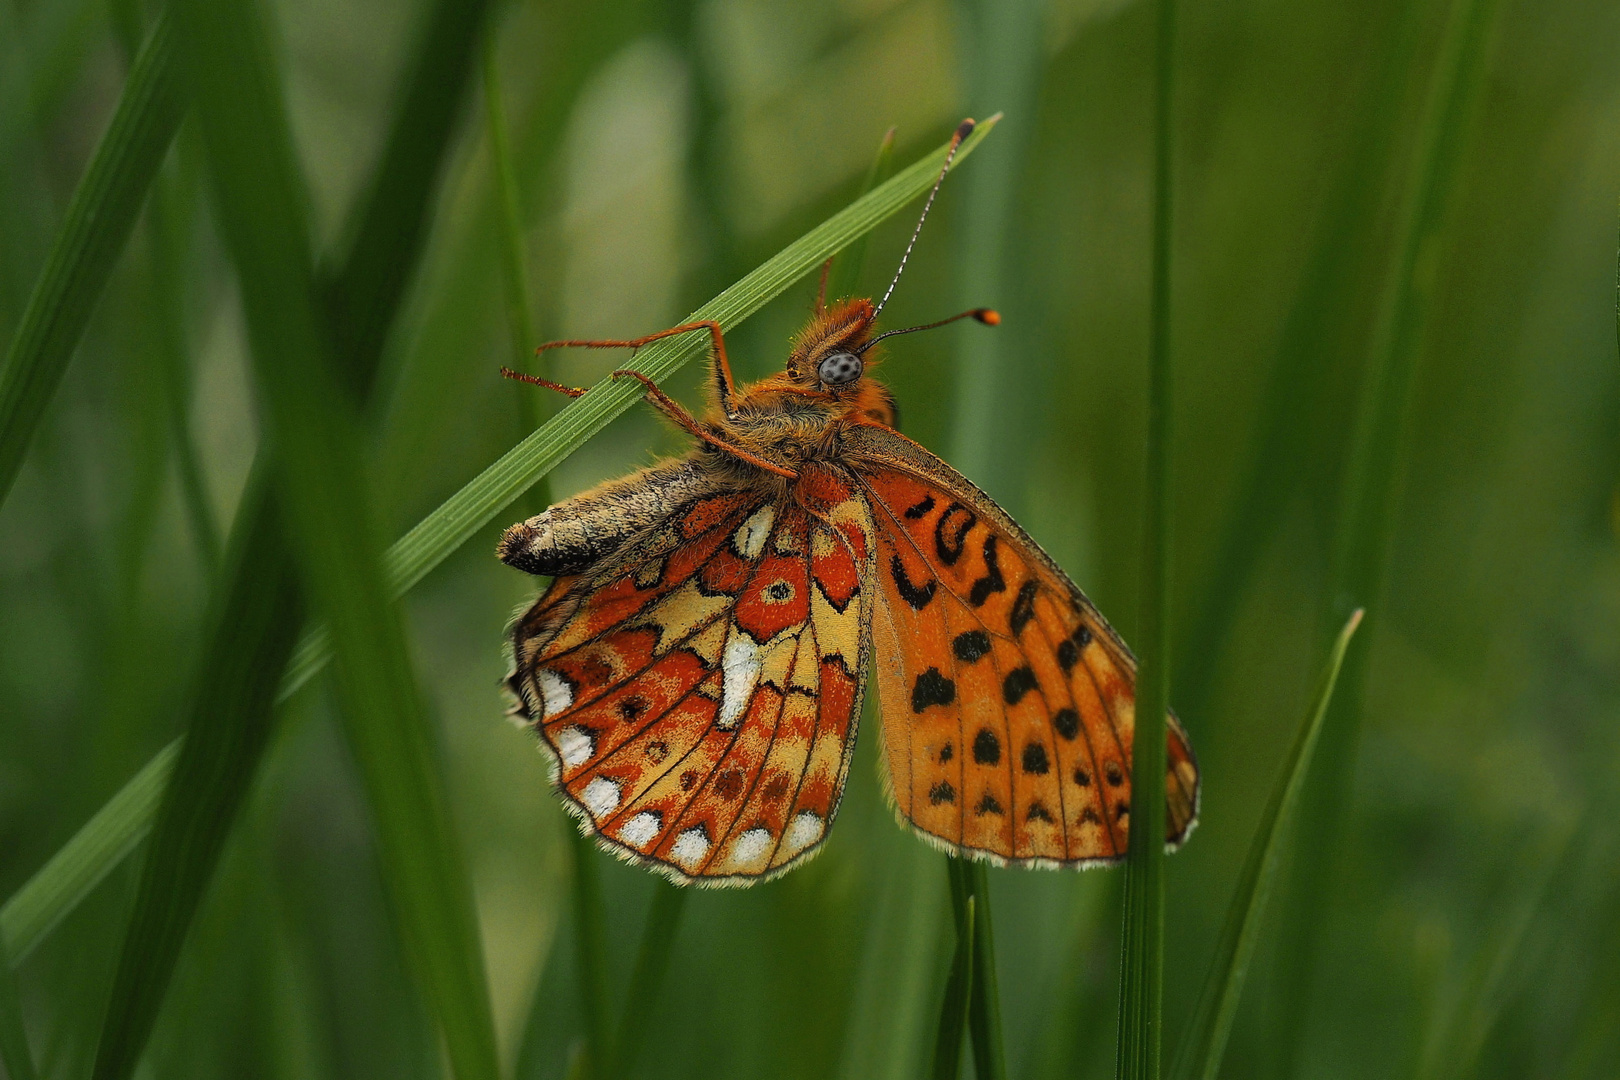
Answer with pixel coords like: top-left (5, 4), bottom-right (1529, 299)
top-left (506, 463), bottom-right (876, 885)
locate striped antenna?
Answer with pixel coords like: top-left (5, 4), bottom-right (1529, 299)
top-left (872, 118), bottom-right (975, 319)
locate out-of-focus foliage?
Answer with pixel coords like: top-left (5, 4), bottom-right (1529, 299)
top-left (2, 0), bottom-right (1618, 1077)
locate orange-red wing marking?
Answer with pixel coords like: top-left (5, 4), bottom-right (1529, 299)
top-left (845, 425), bottom-right (1199, 866)
top-left (506, 465), bottom-right (876, 885)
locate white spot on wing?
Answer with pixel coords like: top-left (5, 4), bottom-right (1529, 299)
top-left (719, 634), bottom-right (762, 729)
top-left (733, 505), bottom-right (775, 558)
top-left (581, 777), bottom-right (620, 818)
top-left (536, 669), bottom-right (573, 719)
top-left (619, 811), bottom-right (661, 848)
top-left (671, 827), bottom-right (711, 869)
top-left (556, 725), bottom-right (594, 769)
top-left (730, 827), bottom-right (772, 867)
top-left (784, 811), bottom-right (824, 855)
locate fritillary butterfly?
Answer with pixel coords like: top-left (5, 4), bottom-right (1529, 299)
top-left (498, 120), bottom-right (1199, 885)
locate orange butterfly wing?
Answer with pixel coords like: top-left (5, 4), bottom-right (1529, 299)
top-left (506, 464), bottom-right (876, 885)
top-left (844, 425), bottom-right (1199, 866)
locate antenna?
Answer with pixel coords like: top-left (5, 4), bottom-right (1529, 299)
top-left (872, 118), bottom-right (975, 320)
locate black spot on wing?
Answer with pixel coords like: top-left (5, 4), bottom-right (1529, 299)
top-left (939, 742), bottom-right (953, 763)
top-left (911, 668), bottom-right (956, 712)
top-left (1105, 761), bottom-right (1125, 787)
top-left (1021, 743), bottom-right (1050, 775)
top-left (934, 504), bottom-right (975, 566)
top-left (1026, 802), bottom-right (1055, 824)
top-left (1010, 580), bottom-right (1038, 635)
top-left (1053, 708), bottom-right (1079, 740)
top-left (968, 535), bottom-right (1006, 606)
top-left (975, 792), bottom-right (1003, 816)
top-left (889, 554), bottom-right (936, 611)
top-left (972, 729), bottom-right (1000, 765)
top-left (903, 494), bottom-right (935, 520)
top-left (929, 781), bottom-right (956, 806)
top-left (952, 630), bottom-right (991, 662)
top-left (1072, 767), bottom-right (1091, 787)
top-left (1002, 666), bottom-right (1037, 705)
top-left (1058, 624), bottom-right (1093, 671)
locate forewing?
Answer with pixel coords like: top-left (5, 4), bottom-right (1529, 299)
top-left (846, 425), bottom-right (1199, 866)
top-left (507, 465), bottom-right (875, 885)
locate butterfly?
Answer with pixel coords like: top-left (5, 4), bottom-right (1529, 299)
top-left (498, 119), bottom-right (1199, 886)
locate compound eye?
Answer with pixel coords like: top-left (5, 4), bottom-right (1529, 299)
top-left (817, 351), bottom-right (863, 386)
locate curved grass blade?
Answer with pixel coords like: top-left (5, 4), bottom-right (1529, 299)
top-left (0, 117), bottom-right (1000, 992)
top-left (1169, 609), bottom-right (1363, 1080)
top-left (1118, 0), bottom-right (1176, 1075)
top-left (0, 8), bottom-right (184, 509)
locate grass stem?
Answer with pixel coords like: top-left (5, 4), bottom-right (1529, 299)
top-left (1117, 0), bottom-right (1175, 1074)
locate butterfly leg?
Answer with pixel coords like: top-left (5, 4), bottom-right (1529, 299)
top-left (534, 321), bottom-right (742, 419)
top-left (609, 369), bottom-right (799, 480)
top-left (500, 367), bottom-right (588, 397)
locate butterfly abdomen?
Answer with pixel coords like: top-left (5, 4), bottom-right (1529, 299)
top-left (498, 457), bottom-right (720, 577)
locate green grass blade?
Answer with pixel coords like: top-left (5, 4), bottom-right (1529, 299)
top-left (0, 742), bottom-right (176, 963)
top-left (379, 115), bottom-right (998, 602)
top-left (1117, 0), bottom-right (1176, 1076)
top-left (565, 829), bottom-right (611, 1079)
top-left (1270, 0), bottom-right (1505, 1065)
top-left (0, 118), bottom-right (998, 995)
top-left (963, 860), bottom-right (1006, 1080)
top-left (481, 32), bottom-right (539, 375)
top-left (90, 474), bottom-right (305, 1080)
top-left (1170, 1), bottom-right (1426, 714)
top-left (609, 880), bottom-right (688, 1079)
top-left (827, 127), bottom-right (895, 302)
top-left (480, 26), bottom-right (550, 521)
top-left (171, 2), bottom-right (500, 1080)
top-left (73, 0), bottom-right (498, 1073)
top-left (0, 8), bottom-right (184, 509)
top-left (1169, 609), bottom-right (1364, 1080)
top-left (931, 868), bottom-right (976, 1080)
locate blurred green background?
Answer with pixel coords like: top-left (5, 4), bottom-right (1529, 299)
top-left (3, 0), bottom-right (1619, 1077)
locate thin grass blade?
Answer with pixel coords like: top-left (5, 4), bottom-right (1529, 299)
top-left (827, 126), bottom-right (895, 302)
top-left (1270, 0), bottom-right (1506, 1066)
top-left (963, 860), bottom-right (1006, 1080)
top-left (1169, 609), bottom-right (1364, 1080)
top-left (1117, 0), bottom-right (1177, 1075)
top-left (0, 8), bottom-right (184, 509)
top-left (0, 119), bottom-right (999, 989)
top-left (610, 881), bottom-right (688, 1078)
top-left (931, 874), bottom-right (975, 1080)
top-left (565, 828), bottom-right (612, 1079)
